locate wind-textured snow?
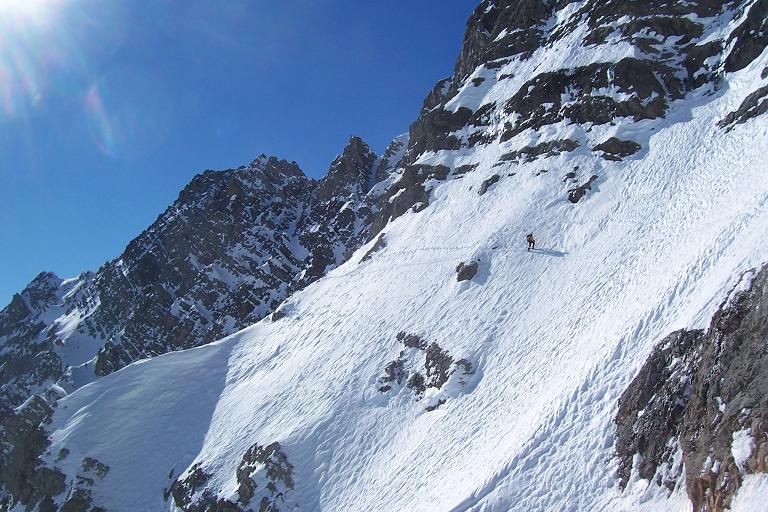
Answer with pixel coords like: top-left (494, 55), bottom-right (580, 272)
top-left (40, 51), bottom-right (768, 511)
top-left (33, 2), bottom-right (768, 511)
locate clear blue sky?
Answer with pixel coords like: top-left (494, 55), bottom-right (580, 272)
top-left (0, 0), bottom-right (477, 307)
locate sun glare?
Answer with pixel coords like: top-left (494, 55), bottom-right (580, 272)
top-left (0, 0), bottom-right (60, 22)
top-left (0, 0), bottom-right (56, 25)
top-left (0, 0), bottom-right (68, 117)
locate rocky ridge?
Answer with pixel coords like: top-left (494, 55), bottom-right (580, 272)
top-left (0, 136), bottom-right (407, 413)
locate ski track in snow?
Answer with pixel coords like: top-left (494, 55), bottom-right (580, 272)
top-left (37, 16), bottom-right (768, 512)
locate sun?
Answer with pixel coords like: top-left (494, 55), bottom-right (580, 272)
top-left (0, 0), bottom-right (68, 118)
top-left (0, 0), bottom-right (62, 25)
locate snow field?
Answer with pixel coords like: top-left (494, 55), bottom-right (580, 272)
top-left (42, 67), bottom-right (768, 511)
top-left (39, 5), bottom-right (768, 509)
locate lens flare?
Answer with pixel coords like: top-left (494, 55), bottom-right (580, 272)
top-left (0, 0), bottom-right (73, 118)
top-left (84, 83), bottom-right (118, 157)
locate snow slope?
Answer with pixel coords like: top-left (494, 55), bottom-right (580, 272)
top-left (39, 41), bottom-right (768, 511)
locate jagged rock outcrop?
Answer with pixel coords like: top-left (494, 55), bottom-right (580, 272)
top-left (718, 85), bottom-right (768, 130)
top-left (401, 0), bottom-right (765, 167)
top-left (478, 174), bottom-right (500, 195)
top-left (169, 442), bottom-right (294, 512)
top-left (0, 136), bottom-right (401, 507)
top-left (377, 332), bottom-right (476, 411)
top-left (500, 140), bottom-right (580, 163)
top-left (294, 136), bottom-right (379, 289)
top-left (59, 457), bottom-right (110, 512)
top-left (360, 233), bottom-right (387, 263)
top-left (0, 395), bottom-right (66, 512)
top-left (616, 264), bottom-right (768, 511)
top-left (0, 136), bottom-right (397, 409)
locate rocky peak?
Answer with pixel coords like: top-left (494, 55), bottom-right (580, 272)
top-left (314, 136), bottom-right (378, 202)
top-left (374, 133), bottom-right (409, 183)
top-left (248, 154), bottom-right (306, 181)
top-left (454, 0), bottom-right (554, 80)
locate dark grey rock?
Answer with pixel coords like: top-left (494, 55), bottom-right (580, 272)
top-left (270, 308), bottom-right (287, 322)
top-left (456, 261), bottom-right (480, 282)
top-left (378, 357), bottom-right (406, 392)
top-left (370, 165), bottom-right (449, 237)
top-left (360, 234), bottom-right (387, 263)
top-left (170, 443), bottom-right (294, 512)
top-left (567, 175), bottom-right (598, 203)
top-left (378, 333), bottom-right (475, 410)
top-left (59, 457), bottom-right (111, 512)
top-left (724, 0), bottom-right (768, 72)
top-left (718, 85), bottom-right (768, 130)
top-left (454, 164), bottom-right (479, 176)
top-left (615, 264), bottom-right (768, 512)
top-left (0, 395), bottom-right (66, 511)
top-left (406, 372), bottom-right (427, 395)
top-left (396, 331), bottom-right (427, 350)
top-left (500, 139), bottom-right (580, 163)
top-left (236, 442), bottom-right (294, 508)
top-left (593, 137), bottom-right (641, 160)
top-left (502, 58), bottom-right (677, 141)
top-left (615, 329), bottom-right (702, 489)
top-left (478, 175), bottom-right (501, 195)
top-left (424, 342), bottom-right (454, 389)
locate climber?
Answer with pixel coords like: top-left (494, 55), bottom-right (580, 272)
top-left (527, 233), bottom-right (535, 251)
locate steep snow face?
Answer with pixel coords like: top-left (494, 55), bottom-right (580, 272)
top-left (39, 27), bottom-right (768, 512)
top-left (6, 0), bottom-right (768, 510)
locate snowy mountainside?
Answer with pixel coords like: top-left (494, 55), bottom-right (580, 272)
top-left (3, 0), bottom-right (768, 510)
top-left (0, 136), bottom-right (402, 414)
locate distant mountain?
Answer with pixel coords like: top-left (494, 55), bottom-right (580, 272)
top-left (0, 134), bottom-right (408, 411)
top-left (2, 0), bottom-right (768, 511)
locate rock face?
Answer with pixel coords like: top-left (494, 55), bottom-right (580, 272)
top-left (500, 140), bottom-right (580, 164)
top-left (377, 332), bottom-right (476, 411)
top-left (0, 136), bottom-right (404, 507)
top-left (478, 175), bottom-right (500, 195)
top-left (169, 442), bottom-right (294, 512)
top-left (615, 264), bottom-right (768, 512)
top-left (567, 175), bottom-right (599, 203)
top-left (718, 85), bottom-right (768, 130)
top-left (0, 136), bottom-right (405, 409)
top-left (400, 0), bottom-right (767, 168)
top-left (0, 395), bottom-right (65, 512)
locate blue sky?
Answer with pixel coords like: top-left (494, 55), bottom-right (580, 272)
top-left (0, 0), bottom-right (477, 306)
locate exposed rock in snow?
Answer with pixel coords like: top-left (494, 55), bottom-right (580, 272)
top-left (593, 137), bottom-right (642, 161)
top-left (456, 260), bottom-right (480, 281)
top-left (567, 175), bottom-right (599, 203)
top-left (500, 139), bottom-right (580, 164)
top-left (377, 332), bottom-right (476, 411)
top-left (478, 174), bottom-right (501, 195)
top-left (718, 85), bottom-right (768, 130)
top-left (616, 263), bottom-right (768, 512)
top-left (360, 233), bottom-right (387, 263)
